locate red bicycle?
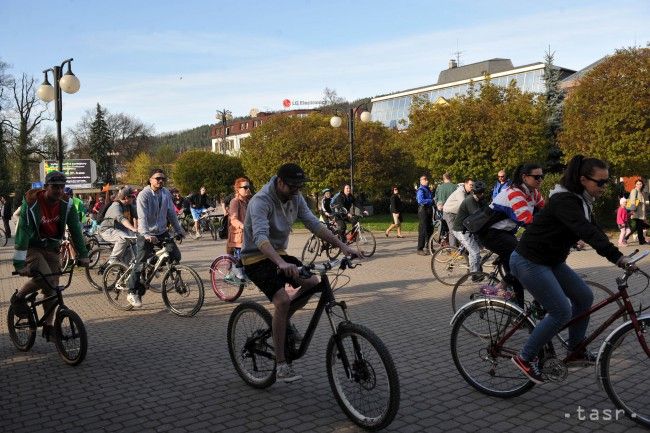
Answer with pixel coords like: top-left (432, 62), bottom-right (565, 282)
top-left (209, 254), bottom-right (250, 302)
top-left (450, 250), bottom-right (650, 428)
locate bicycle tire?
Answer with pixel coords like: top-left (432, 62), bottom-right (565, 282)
top-left (431, 247), bottom-right (469, 286)
top-left (428, 222), bottom-right (442, 255)
top-left (210, 255), bottom-right (244, 302)
top-left (356, 227), bottom-right (376, 257)
top-left (7, 306), bottom-right (36, 351)
top-left (451, 300), bottom-right (536, 397)
top-left (54, 308), bottom-right (87, 366)
top-left (85, 235), bottom-right (99, 252)
top-left (102, 262), bottom-right (134, 311)
top-left (162, 264), bottom-right (204, 317)
top-left (87, 246), bottom-right (101, 269)
top-left (599, 317), bottom-right (650, 428)
top-left (227, 301), bottom-right (276, 388)
top-left (0, 228), bottom-right (7, 247)
top-left (300, 234), bottom-right (321, 265)
top-left (85, 257), bottom-right (108, 292)
top-left (451, 271), bottom-right (503, 315)
top-left (326, 242), bottom-right (342, 260)
top-left (326, 322), bottom-right (400, 430)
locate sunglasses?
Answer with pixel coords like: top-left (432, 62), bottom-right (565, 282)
top-left (239, 185), bottom-right (250, 189)
top-left (153, 177), bottom-right (167, 181)
top-left (526, 174), bottom-right (545, 181)
top-left (585, 175), bottom-right (609, 187)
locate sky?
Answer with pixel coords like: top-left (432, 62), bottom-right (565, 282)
top-left (1, 0), bottom-right (648, 134)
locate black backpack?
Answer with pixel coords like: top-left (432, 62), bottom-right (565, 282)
top-left (217, 215), bottom-right (229, 239)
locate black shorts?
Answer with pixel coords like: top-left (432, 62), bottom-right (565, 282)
top-left (244, 255), bottom-right (303, 302)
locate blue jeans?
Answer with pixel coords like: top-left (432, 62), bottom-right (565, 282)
top-left (509, 251), bottom-right (593, 361)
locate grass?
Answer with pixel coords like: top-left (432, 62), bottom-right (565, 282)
top-left (294, 213), bottom-right (421, 232)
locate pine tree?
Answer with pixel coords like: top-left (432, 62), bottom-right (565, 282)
top-left (88, 104), bottom-right (114, 185)
top-left (543, 48), bottom-right (565, 173)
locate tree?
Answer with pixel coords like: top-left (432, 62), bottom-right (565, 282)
top-left (404, 79), bottom-right (548, 183)
top-left (240, 113), bottom-right (414, 200)
top-left (173, 150), bottom-right (244, 199)
top-left (559, 47), bottom-right (650, 176)
top-left (124, 152), bottom-right (154, 187)
top-left (542, 48), bottom-right (566, 173)
top-left (0, 58), bottom-right (13, 196)
top-left (321, 87), bottom-right (346, 107)
top-left (88, 104), bottom-right (114, 185)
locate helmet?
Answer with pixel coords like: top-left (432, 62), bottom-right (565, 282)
top-left (63, 187), bottom-right (73, 195)
top-left (473, 181), bottom-right (486, 194)
top-left (321, 188), bottom-right (332, 193)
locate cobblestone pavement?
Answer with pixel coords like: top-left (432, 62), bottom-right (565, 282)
top-left (0, 232), bottom-right (648, 432)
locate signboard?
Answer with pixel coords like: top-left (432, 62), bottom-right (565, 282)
top-left (40, 159), bottom-right (97, 189)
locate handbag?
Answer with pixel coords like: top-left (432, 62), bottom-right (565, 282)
top-left (626, 198), bottom-right (639, 211)
top-left (462, 207), bottom-right (506, 234)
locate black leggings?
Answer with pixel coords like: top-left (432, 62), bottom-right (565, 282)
top-left (479, 228), bottom-right (525, 307)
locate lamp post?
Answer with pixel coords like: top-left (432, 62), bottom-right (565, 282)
top-left (107, 151), bottom-right (120, 183)
top-left (215, 109), bottom-right (233, 154)
top-left (330, 104), bottom-right (371, 193)
top-left (37, 58), bottom-right (80, 171)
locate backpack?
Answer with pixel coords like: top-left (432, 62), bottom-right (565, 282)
top-left (218, 215), bottom-right (229, 239)
top-left (462, 207), bottom-right (507, 234)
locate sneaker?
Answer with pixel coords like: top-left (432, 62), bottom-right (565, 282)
top-left (416, 250), bottom-right (428, 256)
top-left (471, 274), bottom-right (486, 283)
top-left (276, 362), bottom-right (302, 382)
top-left (479, 285), bottom-right (514, 301)
top-left (224, 273), bottom-right (243, 285)
top-left (511, 355), bottom-right (545, 384)
top-left (10, 293), bottom-right (31, 319)
top-left (233, 267), bottom-right (246, 280)
top-left (127, 293), bottom-right (142, 308)
top-left (565, 350), bottom-right (597, 367)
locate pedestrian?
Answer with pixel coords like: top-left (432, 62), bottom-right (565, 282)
top-left (628, 178), bottom-right (648, 245)
top-left (189, 186), bottom-right (211, 239)
top-left (227, 177), bottom-right (252, 263)
top-left (492, 169), bottom-right (511, 199)
top-left (385, 185), bottom-right (403, 238)
top-left (443, 178), bottom-right (474, 248)
top-left (416, 175), bottom-right (433, 255)
top-left (1, 195), bottom-right (12, 238)
top-left (616, 197), bottom-right (630, 247)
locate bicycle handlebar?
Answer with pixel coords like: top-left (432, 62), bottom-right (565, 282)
top-left (298, 255), bottom-right (359, 278)
top-left (12, 261), bottom-right (78, 289)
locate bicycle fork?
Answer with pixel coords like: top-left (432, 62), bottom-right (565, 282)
top-left (326, 300), bottom-right (362, 381)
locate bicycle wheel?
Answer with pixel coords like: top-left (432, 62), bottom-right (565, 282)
top-left (54, 308), bottom-right (87, 366)
top-left (102, 263), bottom-right (134, 311)
top-left (431, 247), bottom-right (469, 286)
top-left (227, 301), bottom-right (276, 388)
top-left (85, 257), bottom-right (109, 292)
top-left (326, 242), bottom-right (342, 260)
top-left (451, 300), bottom-right (537, 397)
top-left (85, 235), bottom-right (99, 252)
top-left (0, 228), bottom-right (7, 246)
top-left (555, 281), bottom-right (625, 351)
top-left (326, 322), bottom-right (400, 430)
top-left (210, 255), bottom-right (244, 302)
top-left (428, 222), bottom-right (442, 255)
top-left (356, 227), bottom-right (376, 257)
top-left (300, 235), bottom-right (320, 265)
top-left (7, 306), bottom-right (36, 351)
top-left (87, 246), bottom-right (101, 269)
top-left (162, 264), bottom-right (204, 317)
top-left (600, 317), bottom-right (650, 428)
top-left (451, 271), bottom-right (503, 314)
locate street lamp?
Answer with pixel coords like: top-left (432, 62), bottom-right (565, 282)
top-left (215, 109), bottom-right (233, 154)
top-left (107, 151), bottom-right (120, 183)
top-left (37, 58), bottom-right (80, 171)
top-left (330, 104), bottom-right (371, 193)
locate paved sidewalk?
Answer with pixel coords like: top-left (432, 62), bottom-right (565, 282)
top-left (0, 234), bottom-right (648, 432)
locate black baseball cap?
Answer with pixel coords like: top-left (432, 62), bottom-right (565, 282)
top-left (45, 171), bottom-right (67, 185)
top-left (277, 163), bottom-right (309, 187)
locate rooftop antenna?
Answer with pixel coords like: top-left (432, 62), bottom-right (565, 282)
top-left (452, 39), bottom-right (463, 66)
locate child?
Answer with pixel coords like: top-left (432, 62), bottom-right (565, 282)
top-left (617, 197), bottom-right (631, 247)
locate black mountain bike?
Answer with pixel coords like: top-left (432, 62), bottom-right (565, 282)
top-left (227, 257), bottom-right (400, 430)
top-left (7, 264), bottom-right (87, 365)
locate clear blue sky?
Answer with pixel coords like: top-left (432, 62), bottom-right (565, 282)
top-left (1, 0), bottom-right (648, 134)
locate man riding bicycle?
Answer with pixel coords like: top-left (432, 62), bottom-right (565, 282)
top-left (11, 171), bottom-right (89, 340)
top-left (241, 163), bottom-right (357, 382)
top-left (126, 168), bottom-right (186, 308)
top-left (98, 186), bottom-right (138, 265)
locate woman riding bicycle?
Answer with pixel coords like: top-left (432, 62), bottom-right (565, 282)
top-left (509, 155), bottom-right (635, 384)
top-left (479, 163), bottom-right (545, 306)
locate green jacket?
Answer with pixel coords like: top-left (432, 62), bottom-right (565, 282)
top-left (13, 188), bottom-right (88, 271)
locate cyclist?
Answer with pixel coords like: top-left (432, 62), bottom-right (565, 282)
top-left (98, 186), bottom-right (138, 265)
top-left (242, 163), bottom-right (357, 382)
top-left (126, 168), bottom-right (186, 308)
top-left (510, 155), bottom-right (634, 384)
top-left (226, 177), bottom-right (251, 281)
top-left (452, 180), bottom-right (488, 274)
top-left (479, 163), bottom-right (545, 306)
top-left (189, 186), bottom-right (210, 239)
top-left (319, 188), bottom-right (334, 222)
top-left (443, 178), bottom-right (474, 248)
top-left (11, 171), bottom-right (89, 340)
top-left (331, 184), bottom-right (362, 242)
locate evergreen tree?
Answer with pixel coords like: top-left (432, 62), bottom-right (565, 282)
top-left (88, 104), bottom-right (114, 185)
top-left (543, 48), bottom-right (565, 173)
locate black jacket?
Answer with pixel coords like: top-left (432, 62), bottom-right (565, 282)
top-left (516, 190), bottom-right (622, 266)
top-left (389, 194), bottom-right (402, 214)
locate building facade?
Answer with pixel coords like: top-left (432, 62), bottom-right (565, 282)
top-left (371, 58), bottom-right (575, 129)
top-left (210, 109), bottom-right (314, 155)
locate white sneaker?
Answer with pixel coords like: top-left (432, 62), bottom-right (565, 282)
top-left (127, 293), bottom-right (142, 308)
top-left (233, 267), bottom-right (245, 280)
top-left (276, 362), bottom-right (302, 382)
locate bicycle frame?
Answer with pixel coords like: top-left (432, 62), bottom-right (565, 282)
top-left (19, 268), bottom-right (75, 325)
